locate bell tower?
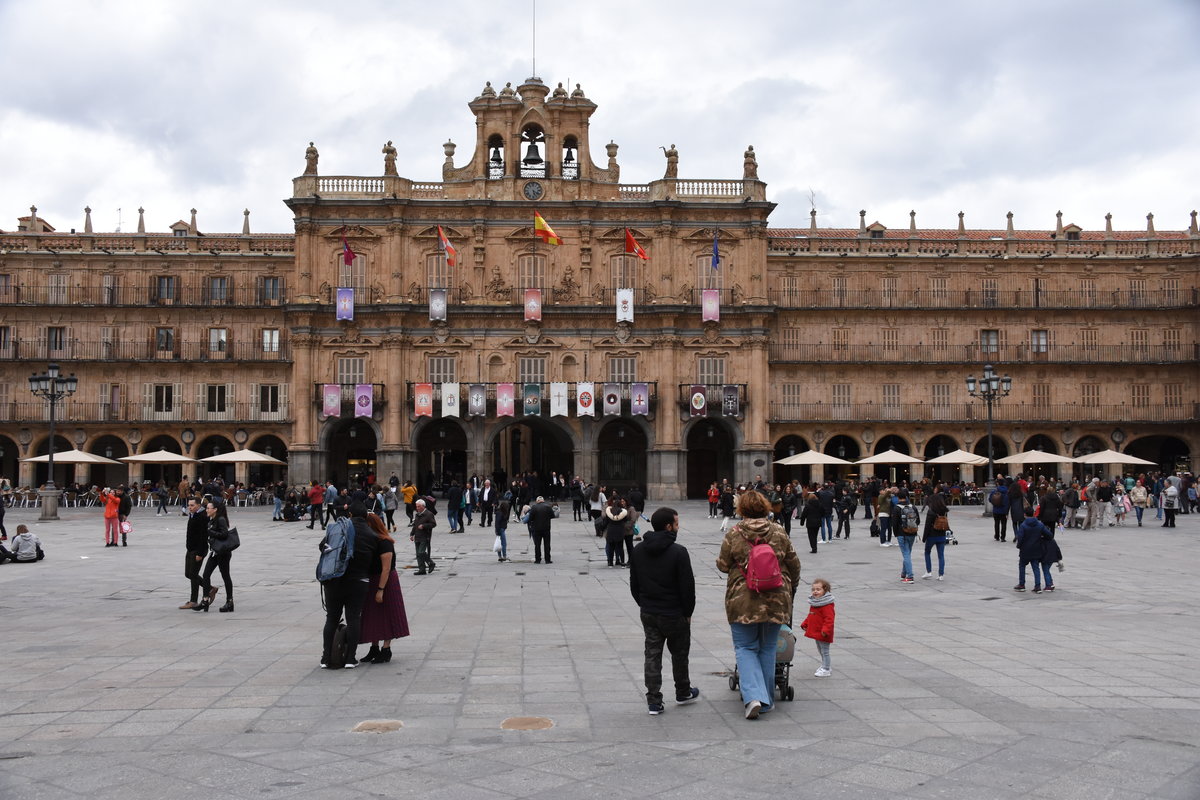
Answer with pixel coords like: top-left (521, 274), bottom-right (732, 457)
top-left (442, 77), bottom-right (620, 201)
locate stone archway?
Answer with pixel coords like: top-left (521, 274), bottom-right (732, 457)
top-left (1125, 435), bottom-right (1191, 474)
top-left (772, 435), bottom-right (811, 487)
top-left (249, 435), bottom-right (289, 486)
top-left (322, 418), bottom-right (379, 489)
top-left (923, 434), bottom-right (961, 484)
top-left (686, 419), bottom-right (736, 498)
top-left (88, 434), bottom-right (130, 489)
top-left (824, 435), bottom-right (861, 481)
top-left (415, 418), bottom-right (469, 494)
top-left (487, 417), bottom-right (575, 495)
top-left (33, 434), bottom-right (74, 488)
top-left (596, 418), bottom-right (647, 496)
top-left (197, 435), bottom-right (237, 485)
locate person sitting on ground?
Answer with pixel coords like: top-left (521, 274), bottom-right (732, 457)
top-left (1, 525), bottom-right (44, 563)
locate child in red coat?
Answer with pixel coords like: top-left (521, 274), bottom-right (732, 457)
top-left (800, 578), bottom-right (836, 677)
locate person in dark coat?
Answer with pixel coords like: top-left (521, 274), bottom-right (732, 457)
top-left (989, 478), bottom-right (1011, 541)
top-left (445, 482), bottom-right (463, 533)
top-left (602, 497), bottom-right (631, 567)
top-left (798, 488), bottom-right (823, 554)
top-left (525, 496), bottom-right (556, 564)
top-left (319, 503), bottom-right (380, 667)
top-left (1036, 487), bottom-right (1064, 532)
top-left (180, 496), bottom-right (209, 609)
top-left (1014, 515), bottom-right (1057, 593)
top-left (1008, 478), bottom-right (1028, 532)
top-left (629, 507), bottom-right (697, 715)
top-left (410, 499), bottom-right (437, 574)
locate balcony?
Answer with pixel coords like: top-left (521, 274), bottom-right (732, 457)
top-left (766, 288), bottom-right (1198, 310)
top-left (675, 384), bottom-right (747, 419)
top-left (768, 402), bottom-right (1199, 425)
top-left (403, 381), bottom-right (659, 419)
top-left (0, 401), bottom-right (292, 425)
top-left (1, 284), bottom-right (289, 307)
top-left (311, 383), bottom-right (388, 417)
top-left (2, 340), bottom-right (291, 362)
top-left (768, 343), bottom-right (1196, 365)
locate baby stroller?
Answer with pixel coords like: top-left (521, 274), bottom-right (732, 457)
top-left (728, 622), bottom-right (796, 702)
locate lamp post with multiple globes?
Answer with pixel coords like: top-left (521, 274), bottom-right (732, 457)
top-left (28, 363), bottom-right (78, 521)
top-left (965, 363), bottom-right (1012, 492)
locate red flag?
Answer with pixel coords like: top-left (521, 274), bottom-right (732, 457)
top-left (341, 231), bottom-right (356, 266)
top-left (437, 225), bottom-right (457, 267)
top-left (624, 228), bottom-right (648, 260)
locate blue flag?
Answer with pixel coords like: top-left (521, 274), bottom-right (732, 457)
top-left (711, 232), bottom-right (720, 270)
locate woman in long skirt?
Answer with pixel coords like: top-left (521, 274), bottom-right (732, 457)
top-left (359, 513), bottom-right (411, 663)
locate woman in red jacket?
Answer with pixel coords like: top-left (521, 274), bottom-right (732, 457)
top-left (707, 483), bottom-right (720, 518)
top-left (101, 488), bottom-right (121, 547)
top-left (800, 578), bottom-right (836, 677)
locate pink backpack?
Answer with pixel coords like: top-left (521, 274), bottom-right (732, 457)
top-left (743, 536), bottom-right (783, 592)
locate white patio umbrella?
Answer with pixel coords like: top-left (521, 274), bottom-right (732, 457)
top-left (773, 451), bottom-right (853, 466)
top-left (120, 450), bottom-right (199, 464)
top-left (200, 450), bottom-right (286, 465)
top-left (995, 451), bottom-right (1077, 465)
top-left (1073, 449), bottom-right (1157, 466)
top-left (21, 449), bottom-right (122, 465)
top-left (924, 449), bottom-right (989, 466)
top-left (856, 448), bottom-right (925, 465)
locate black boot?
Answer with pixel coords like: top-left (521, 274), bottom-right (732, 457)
top-left (361, 644), bottom-right (380, 663)
top-left (218, 600), bottom-right (234, 612)
top-left (376, 647), bottom-right (392, 663)
top-left (122, 534), bottom-right (127, 546)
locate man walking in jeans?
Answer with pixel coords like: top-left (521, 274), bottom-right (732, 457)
top-left (629, 507), bottom-right (699, 715)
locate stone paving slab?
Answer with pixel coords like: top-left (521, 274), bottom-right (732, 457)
top-left (1, 501), bottom-right (1198, 798)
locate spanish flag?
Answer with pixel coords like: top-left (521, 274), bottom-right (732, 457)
top-left (624, 228), bottom-right (648, 260)
top-left (437, 225), bottom-right (457, 266)
top-left (533, 212), bottom-right (562, 245)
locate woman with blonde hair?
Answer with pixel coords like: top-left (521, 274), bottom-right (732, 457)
top-left (716, 490), bottom-right (801, 719)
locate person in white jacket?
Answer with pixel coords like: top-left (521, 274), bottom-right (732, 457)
top-left (1, 525), bottom-right (44, 563)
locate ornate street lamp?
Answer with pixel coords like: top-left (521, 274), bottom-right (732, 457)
top-left (28, 363), bottom-right (78, 521)
top-left (965, 363), bottom-right (1012, 490)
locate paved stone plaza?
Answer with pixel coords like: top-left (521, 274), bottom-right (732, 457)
top-left (1, 499), bottom-right (1198, 799)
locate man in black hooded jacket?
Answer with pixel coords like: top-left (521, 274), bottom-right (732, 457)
top-left (629, 507), bottom-right (698, 715)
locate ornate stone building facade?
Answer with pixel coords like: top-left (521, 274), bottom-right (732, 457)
top-left (1, 77), bottom-right (1197, 497)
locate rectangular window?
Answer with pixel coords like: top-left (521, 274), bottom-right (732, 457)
top-left (696, 255), bottom-right (721, 291)
top-left (831, 276), bottom-right (846, 302)
top-left (929, 276), bottom-right (947, 302)
top-left (155, 327), bottom-right (175, 352)
top-left (102, 274), bottom-right (120, 304)
top-left (882, 384), bottom-right (900, 419)
top-left (261, 328), bottom-right (280, 353)
top-left (1032, 383), bottom-right (1050, 408)
top-left (831, 384), bottom-right (850, 415)
top-left (931, 328), bottom-right (948, 350)
top-left (1081, 383), bottom-right (1100, 407)
top-left (1031, 329), bottom-right (1048, 353)
top-left (1164, 383), bottom-right (1182, 408)
top-left (1080, 279), bottom-right (1096, 305)
top-left (931, 384), bottom-right (950, 411)
top-left (46, 326), bottom-right (66, 352)
top-left (881, 328), bottom-right (899, 351)
top-left (781, 327), bottom-right (804, 350)
top-left (337, 357), bottom-right (365, 386)
top-left (980, 278), bottom-right (998, 307)
top-left (1080, 328), bottom-right (1098, 349)
top-left (1130, 384), bottom-right (1150, 408)
top-left (781, 382), bottom-right (802, 406)
top-left (425, 252), bottom-right (453, 290)
top-left (260, 384), bottom-right (281, 414)
top-left (1128, 278), bottom-right (1146, 305)
top-left (0, 325), bottom-right (11, 357)
top-left (154, 384), bottom-right (174, 413)
top-left (0, 273), bottom-right (12, 302)
top-left (610, 254), bottom-right (641, 289)
top-left (980, 329), bottom-right (999, 354)
top-left (208, 328), bottom-right (227, 354)
top-left (258, 276), bottom-right (283, 304)
top-left (1163, 328), bottom-right (1180, 353)
top-left (832, 328), bottom-right (849, 351)
top-left (338, 253), bottom-right (366, 292)
top-left (207, 276), bottom-right (229, 304)
top-left (206, 384), bottom-right (227, 413)
top-left (1162, 277), bottom-right (1180, 304)
top-left (1130, 328), bottom-right (1149, 355)
top-left (518, 357), bottom-right (547, 385)
top-left (518, 254), bottom-right (545, 289)
top-left (779, 274), bottom-right (800, 304)
top-left (48, 273), bottom-right (68, 304)
top-left (608, 356), bottom-right (638, 384)
top-left (0, 382), bottom-right (10, 417)
top-left (155, 275), bottom-right (177, 303)
top-left (427, 356), bottom-right (457, 383)
top-left (698, 356), bottom-right (726, 386)
top-left (881, 276), bottom-right (897, 301)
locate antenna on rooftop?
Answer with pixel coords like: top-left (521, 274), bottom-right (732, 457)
top-left (116, 207), bottom-right (122, 233)
top-left (532, 0), bottom-right (536, 76)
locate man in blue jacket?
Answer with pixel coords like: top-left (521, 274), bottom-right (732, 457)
top-left (629, 507), bottom-right (698, 715)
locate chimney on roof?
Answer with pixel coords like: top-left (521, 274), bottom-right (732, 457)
top-left (858, 210), bottom-right (866, 233)
top-left (1055, 211), bottom-right (1063, 235)
top-left (242, 209), bottom-right (251, 236)
top-left (957, 211), bottom-right (965, 236)
top-left (809, 208), bottom-right (817, 232)
top-left (189, 208), bottom-right (198, 234)
top-left (1105, 213), bottom-right (1112, 234)
top-left (1190, 210), bottom-right (1198, 236)
top-left (1006, 211), bottom-right (1014, 238)
top-left (84, 206), bottom-right (93, 234)
top-left (1146, 212), bottom-right (1155, 236)
top-left (909, 210), bottom-right (916, 232)
top-left (30, 205), bottom-right (40, 233)
top-left (137, 207), bottom-right (146, 234)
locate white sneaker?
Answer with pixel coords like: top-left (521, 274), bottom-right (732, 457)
top-left (880, 542), bottom-right (889, 547)
top-left (922, 572), bottom-right (932, 579)
top-left (745, 700), bottom-right (761, 719)
top-left (937, 575), bottom-right (944, 581)
top-left (814, 668), bottom-right (831, 677)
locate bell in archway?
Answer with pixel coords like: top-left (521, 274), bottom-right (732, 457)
top-left (490, 146), bottom-right (503, 164)
top-left (522, 142), bottom-right (543, 165)
top-left (563, 146), bottom-right (575, 164)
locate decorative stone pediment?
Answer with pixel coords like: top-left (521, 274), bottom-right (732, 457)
top-left (326, 323), bottom-right (378, 346)
top-left (325, 224), bottom-right (379, 239)
top-left (414, 225), bottom-right (467, 240)
top-left (505, 226), bottom-right (540, 241)
top-left (598, 227), bottom-right (651, 242)
top-left (686, 227), bottom-right (735, 242)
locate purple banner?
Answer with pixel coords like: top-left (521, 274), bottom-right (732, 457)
top-left (631, 382), bottom-right (649, 416)
top-left (336, 287), bottom-right (354, 320)
top-left (355, 384), bottom-right (373, 417)
top-left (322, 384), bottom-right (341, 417)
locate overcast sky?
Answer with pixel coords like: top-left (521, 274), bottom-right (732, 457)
top-left (2, 0), bottom-right (1197, 236)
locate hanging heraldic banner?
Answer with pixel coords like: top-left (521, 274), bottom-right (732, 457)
top-left (689, 384), bottom-right (708, 417)
top-left (524, 288), bottom-right (542, 322)
top-left (523, 383), bottom-right (541, 416)
top-left (702, 289), bottom-right (720, 322)
top-left (603, 383), bottom-right (621, 415)
top-left (549, 382), bottom-right (569, 417)
top-left (631, 382), bottom-right (649, 416)
top-left (722, 385), bottom-right (740, 417)
top-left (496, 383), bottom-right (515, 417)
top-left (429, 288), bottom-right (447, 321)
top-left (336, 288), bottom-right (354, 321)
top-left (576, 381), bottom-right (595, 417)
top-left (322, 384), bottom-right (341, 417)
top-left (616, 288), bottom-right (634, 322)
top-left (414, 383), bottom-right (433, 417)
top-left (354, 384), bottom-right (373, 417)
top-left (442, 382), bottom-right (460, 417)
top-left (468, 383), bottom-right (486, 417)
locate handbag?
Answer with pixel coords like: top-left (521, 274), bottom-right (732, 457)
top-left (933, 515), bottom-right (950, 532)
top-left (119, 520), bottom-right (133, 535)
top-left (209, 526), bottom-right (241, 555)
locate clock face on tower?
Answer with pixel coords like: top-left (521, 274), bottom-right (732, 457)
top-left (523, 181), bottom-right (544, 200)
